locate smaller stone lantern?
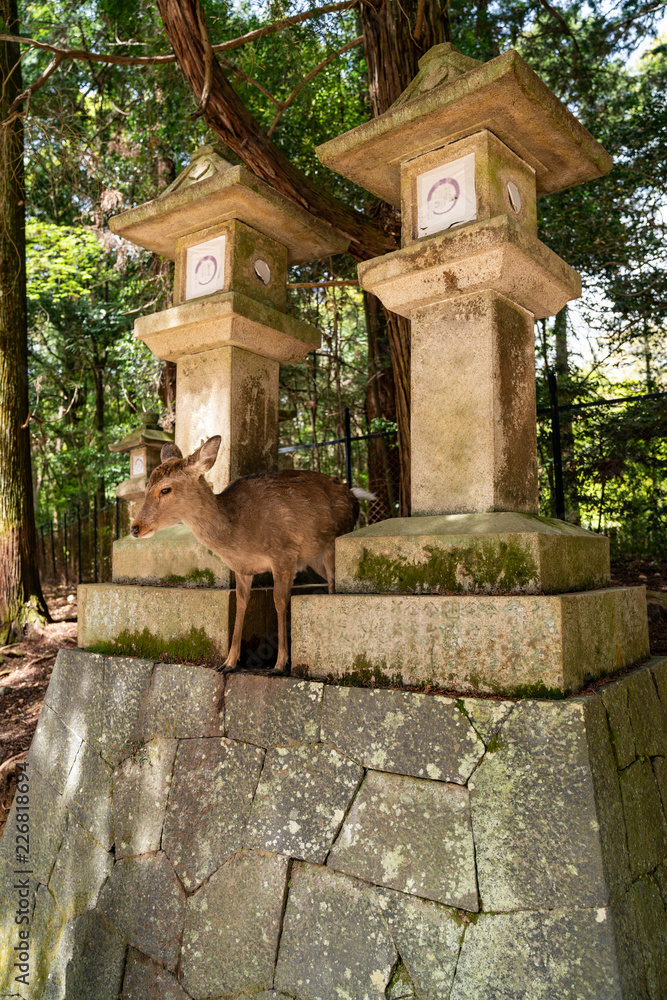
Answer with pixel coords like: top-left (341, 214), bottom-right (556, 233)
top-left (109, 411), bottom-right (174, 517)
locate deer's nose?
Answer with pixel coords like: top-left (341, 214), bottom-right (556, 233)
top-left (130, 525), bottom-right (140, 537)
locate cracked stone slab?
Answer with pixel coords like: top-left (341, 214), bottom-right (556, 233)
top-left (98, 852), bottom-right (185, 971)
top-left (113, 738), bottom-right (178, 860)
top-left (450, 908), bottom-right (623, 1000)
top-left (140, 662), bottom-right (224, 738)
top-left (181, 849), bottom-right (289, 999)
top-left (98, 656), bottom-right (154, 765)
top-left (626, 666), bottom-right (667, 758)
top-left (377, 888), bottom-right (465, 1000)
top-left (583, 697), bottom-right (631, 901)
top-left (28, 885), bottom-right (68, 1000)
top-left (63, 742), bottom-right (113, 851)
top-left (27, 705), bottom-right (81, 794)
top-left (44, 649), bottom-right (106, 745)
top-left (327, 770), bottom-right (478, 909)
top-left (470, 699), bottom-right (608, 910)
top-left (600, 678), bottom-right (635, 769)
top-left (322, 686), bottom-right (484, 783)
top-left (619, 757), bottom-right (667, 880)
top-left (0, 767), bottom-right (67, 885)
top-left (225, 673), bottom-right (323, 747)
top-left (48, 816), bottom-right (113, 921)
top-left (459, 696), bottom-right (514, 745)
top-left (42, 909), bottom-right (126, 1000)
top-left (628, 875), bottom-right (667, 1000)
top-left (654, 757), bottom-right (667, 814)
top-left (244, 744), bottom-right (363, 863)
top-left (275, 862), bottom-right (396, 1000)
top-left (652, 657), bottom-right (667, 710)
top-left (121, 948), bottom-right (191, 1000)
top-left (162, 738), bottom-right (264, 891)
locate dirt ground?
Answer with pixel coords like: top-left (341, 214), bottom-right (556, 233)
top-left (1, 562), bottom-right (666, 835)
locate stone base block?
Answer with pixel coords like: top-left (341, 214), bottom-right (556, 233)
top-left (77, 583), bottom-right (276, 663)
top-left (335, 511), bottom-right (610, 595)
top-left (291, 586), bottom-right (648, 696)
top-left (112, 524), bottom-right (231, 588)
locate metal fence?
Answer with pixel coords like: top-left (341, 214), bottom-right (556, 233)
top-left (35, 498), bottom-right (131, 587)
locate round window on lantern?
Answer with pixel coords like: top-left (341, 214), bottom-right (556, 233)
top-left (254, 259), bottom-right (271, 285)
top-left (507, 181), bottom-right (522, 214)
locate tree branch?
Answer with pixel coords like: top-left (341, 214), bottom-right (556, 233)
top-left (3, 50), bottom-right (64, 123)
top-left (267, 35), bottom-right (363, 137)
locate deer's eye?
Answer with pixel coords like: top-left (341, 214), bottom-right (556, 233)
top-left (160, 487), bottom-right (172, 495)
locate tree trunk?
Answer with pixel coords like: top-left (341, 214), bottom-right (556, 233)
top-left (554, 305), bottom-right (580, 523)
top-left (359, 0), bottom-right (450, 513)
top-left (0, 0), bottom-right (50, 640)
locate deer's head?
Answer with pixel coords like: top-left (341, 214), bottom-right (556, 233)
top-left (130, 436), bottom-right (221, 539)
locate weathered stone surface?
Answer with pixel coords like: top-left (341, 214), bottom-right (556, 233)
top-left (63, 742), bottom-right (113, 850)
top-left (0, 858), bottom-right (37, 995)
top-left (97, 852), bottom-right (185, 970)
top-left (140, 662), bottom-right (224, 738)
top-left (386, 962), bottom-right (417, 1000)
top-left (449, 908), bottom-right (622, 1000)
top-left (162, 738), bottom-right (264, 890)
top-left (112, 523), bottom-right (231, 588)
top-left (98, 656), bottom-right (154, 764)
top-left (335, 512), bottom-right (610, 595)
top-left (377, 888), bottom-right (464, 999)
top-left (28, 885), bottom-right (67, 1000)
top-left (600, 677), bottom-right (636, 769)
top-left (42, 909), bottom-right (126, 1000)
top-left (121, 948), bottom-right (191, 1000)
top-left (48, 816), bottom-right (113, 920)
top-left (610, 886), bottom-right (646, 1000)
top-left (626, 666), bottom-right (667, 758)
top-left (225, 673), bottom-right (322, 747)
top-left (0, 767), bottom-right (67, 884)
top-left (652, 657), bottom-right (667, 710)
top-left (113, 738), bottom-right (178, 859)
top-left (583, 697), bottom-right (631, 901)
top-left (471, 700), bottom-right (608, 910)
top-left (328, 770), bottom-right (478, 909)
top-left (44, 649), bottom-right (105, 745)
top-left (654, 756), bottom-right (667, 813)
top-left (322, 685), bottom-right (484, 783)
top-left (460, 696), bottom-right (514, 744)
top-left (274, 863), bottom-right (396, 1000)
top-left (244, 744), bottom-right (363, 862)
top-left (629, 875), bottom-right (667, 1000)
top-left (181, 850), bottom-right (289, 999)
top-left (619, 758), bottom-right (667, 879)
top-left (291, 586), bottom-right (648, 697)
top-left (28, 705), bottom-right (81, 794)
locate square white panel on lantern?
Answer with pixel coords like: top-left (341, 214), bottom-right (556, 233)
top-left (131, 454), bottom-right (144, 476)
top-left (185, 235), bottom-right (226, 300)
top-left (417, 153), bottom-right (477, 238)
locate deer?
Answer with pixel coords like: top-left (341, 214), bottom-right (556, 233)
top-left (130, 436), bottom-right (374, 675)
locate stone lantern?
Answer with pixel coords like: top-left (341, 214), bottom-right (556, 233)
top-left (290, 44), bottom-right (649, 695)
top-left (109, 411), bottom-right (174, 518)
top-left (77, 145), bottom-right (347, 660)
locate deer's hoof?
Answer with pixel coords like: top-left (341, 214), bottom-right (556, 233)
top-left (220, 662), bottom-right (237, 675)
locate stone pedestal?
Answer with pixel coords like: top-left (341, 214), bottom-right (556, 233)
top-left (78, 145), bottom-right (347, 660)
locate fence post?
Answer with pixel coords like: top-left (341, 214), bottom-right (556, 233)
top-left (50, 521), bottom-right (56, 577)
top-left (547, 371), bottom-right (566, 521)
top-left (77, 505), bottom-right (82, 584)
top-left (93, 497), bottom-right (98, 583)
top-left (115, 497), bottom-right (120, 540)
top-left (344, 407), bottom-right (353, 487)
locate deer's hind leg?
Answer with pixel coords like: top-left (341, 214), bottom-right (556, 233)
top-left (269, 559), bottom-right (296, 674)
top-left (221, 571), bottom-right (252, 673)
top-left (308, 542), bottom-right (336, 594)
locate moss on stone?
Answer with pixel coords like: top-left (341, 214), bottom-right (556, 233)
top-left (507, 682), bottom-right (569, 700)
top-left (87, 625), bottom-right (219, 663)
top-left (333, 654), bottom-right (408, 690)
top-left (161, 568), bottom-right (216, 588)
top-left (355, 539), bottom-right (538, 594)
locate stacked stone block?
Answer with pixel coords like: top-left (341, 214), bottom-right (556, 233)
top-left (1, 649), bottom-right (666, 999)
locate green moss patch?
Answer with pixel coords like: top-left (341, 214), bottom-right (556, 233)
top-left (161, 568), bottom-right (216, 588)
top-left (87, 625), bottom-right (220, 664)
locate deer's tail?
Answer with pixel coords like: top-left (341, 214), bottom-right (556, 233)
top-left (351, 487), bottom-right (377, 502)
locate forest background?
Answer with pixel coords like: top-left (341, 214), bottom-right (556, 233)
top-left (0, 0), bottom-right (666, 638)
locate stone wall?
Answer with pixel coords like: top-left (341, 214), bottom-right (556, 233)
top-left (1, 650), bottom-right (666, 999)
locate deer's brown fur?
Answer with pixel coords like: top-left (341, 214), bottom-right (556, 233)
top-left (131, 436), bottom-right (360, 673)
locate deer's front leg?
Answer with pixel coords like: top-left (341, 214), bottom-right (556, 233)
top-left (221, 572), bottom-right (252, 673)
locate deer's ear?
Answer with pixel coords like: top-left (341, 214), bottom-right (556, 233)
top-left (161, 443), bottom-right (182, 462)
top-left (188, 436), bottom-right (221, 473)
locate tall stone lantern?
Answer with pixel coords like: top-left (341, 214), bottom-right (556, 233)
top-left (77, 146), bottom-right (347, 660)
top-left (109, 411), bottom-right (174, 520)
top-left (291, 44), bottom-right (649, 695)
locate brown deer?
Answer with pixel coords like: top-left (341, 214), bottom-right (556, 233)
top-left (131, 436), bottom-right (374, 674)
